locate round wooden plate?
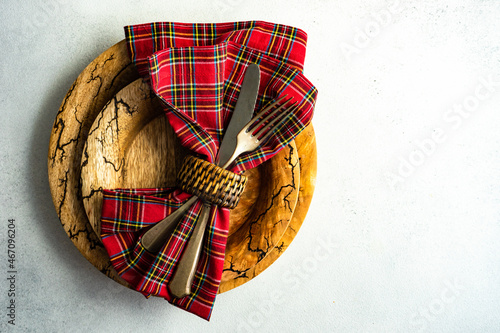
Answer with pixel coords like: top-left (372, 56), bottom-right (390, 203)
top-left (48, 40), bottom-right (317, 293)
top-left (81, 78), bottom-right (300, 280)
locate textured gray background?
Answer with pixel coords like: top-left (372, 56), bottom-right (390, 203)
top-left (1, 0), bottom-right (500, 332)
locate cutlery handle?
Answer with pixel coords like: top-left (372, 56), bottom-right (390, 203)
top-left (220, 144), bottom-right (245, 170)
top-left (141, 196), bottom-right (198, 252)
top-left (169, 203), bottom-right (212, 298)
top-left (170, 156), bottom-right (240, 296)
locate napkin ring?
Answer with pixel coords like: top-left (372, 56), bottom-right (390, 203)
top-left (178, 156), bottom-right (247, 209)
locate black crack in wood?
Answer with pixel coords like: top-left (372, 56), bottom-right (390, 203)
top-left (50, 118), bottom-right (65, 166)
top-left (102, 53), bottom-right (115, 66)
top-left (49, 106), bottom-right (84, 167)
top-left (56, 81), bottom-right (76, 119)
top-left (243, 144), bottom-right (298, 263)
top-left (114, 96), bottom-right (136, 116)
top-left (57, 169), bottom-right (69, 217)
top-left (282, 145), bottom-right (299, 212)
top-left (87, 106), bottom-right (107, 139)
top-left (222, 255), bottom-right (250, 279)
top-left (81, 186), bottom-right (103, 200)
top-left (51, 57), bottom-right (134, 168)
top-left (86, 223), bottom-right (105, 250)
top-left (66, 222), bottom-right (104, 251)
top-left (272, 219), bottom-right (284, 229)
top-left (263, 234), bottom-right (272, 254)
top-left (66, 224), bottom-right (87, 242)
top-left (95, 131), bottom-right (106, 147)
top-left (87, 63), bottom-right (104, 100)
top-left (51, 60), bottom-right (116, 167)
top-left (101, 97), bottom-right (122, 139)
top-left (81, 143), bottom-right (89, 169)
top-left (275, 241), bottom-right (286, 254)
top-left (102, 156), bottom-right (123, 172)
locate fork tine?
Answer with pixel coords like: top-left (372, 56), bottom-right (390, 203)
top-left (251, 100), bottom-right (294, 135)
top-left (253, 102), bottom-right (298, 139)
top-left (253, 110), bottom-right (289, 139)
top-left (255, 95), bottom-right (290, 118)
top-left (258, 104), bottom-right (300, 144)
top-left (242, 95), bottom-right (292, 132)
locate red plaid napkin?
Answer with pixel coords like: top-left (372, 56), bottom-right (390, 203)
top-left (100, 21), bottom-right (318, 320)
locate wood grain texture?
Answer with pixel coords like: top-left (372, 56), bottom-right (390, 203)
top-left (81, 78), bottom-right (300, 283)
top-left (48, 40), bottom-right (317, 294)
top-left (47, 40), bottom-right (139, 283)
top-left (81, 78), bottom-right (170, 234)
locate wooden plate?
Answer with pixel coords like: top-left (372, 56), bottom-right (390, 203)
top-left (81, 78), bottom-right (300, 280)
top-left (48, 40), bottom-right (317, 293)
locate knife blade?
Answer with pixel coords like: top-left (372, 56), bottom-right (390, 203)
top-left (169, 63), bottom-right (260, 298)
top-left (217, 63), bottom-right (260, 167)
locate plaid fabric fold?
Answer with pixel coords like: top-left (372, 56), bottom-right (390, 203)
top-left (100, 21), bottom-right (318, 320)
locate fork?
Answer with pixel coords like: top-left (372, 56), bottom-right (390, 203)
top-left (140, 95), bottom-right (297, 253)
top-left (168, 96), bottom-right (299, 298)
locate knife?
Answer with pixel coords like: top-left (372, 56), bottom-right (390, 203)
top-left (168, 63), bottom-right (260, 298)
top-left (217, 63), bottom-right (261, 166)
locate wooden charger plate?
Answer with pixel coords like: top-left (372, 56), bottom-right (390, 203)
top-left (48, 40), bottom-right (317, 293)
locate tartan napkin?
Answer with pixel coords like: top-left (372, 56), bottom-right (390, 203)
top-left (100, 21), bottom-right (318, 320)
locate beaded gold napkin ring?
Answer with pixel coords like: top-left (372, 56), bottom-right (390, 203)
top-left (178, 156), bottom-right (247, 209)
